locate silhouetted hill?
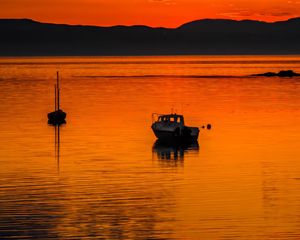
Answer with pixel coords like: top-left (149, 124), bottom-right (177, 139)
top-left (0, 18), bottom-right (300, 55)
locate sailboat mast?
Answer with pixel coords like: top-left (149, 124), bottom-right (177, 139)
top-left (57, 71), bottom-right (60, 111)
top-left (54, 84), bottom-right (57, 111)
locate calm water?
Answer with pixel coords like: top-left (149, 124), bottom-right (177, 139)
top-left (1, 56), bottom-right (300, 239)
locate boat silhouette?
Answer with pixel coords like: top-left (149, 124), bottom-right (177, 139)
top-left (151, 113), bottom-right (199, 142)
top-left (48, 72), bottom-right (66, 125)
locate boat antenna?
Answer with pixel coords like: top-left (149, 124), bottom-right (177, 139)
top-left (56, 71), bottom-right (60, 111)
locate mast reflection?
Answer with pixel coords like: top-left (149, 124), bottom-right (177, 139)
top-left (152, 140), bottom-right (199, 167)
top-left (54, 124), bottom-right (62, 172)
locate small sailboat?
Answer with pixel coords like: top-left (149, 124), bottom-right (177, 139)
top-left (48, 72), bottom-right (66, 125)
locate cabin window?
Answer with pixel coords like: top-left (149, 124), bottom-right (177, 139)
top-left (159, 116), bottom-right (168, 122)
top-left (158, 116), bottom-right (183, 123)
top-left (158, 116), bottom-right (184, 123)
top-left (172, 117), bottom-right (181, 123)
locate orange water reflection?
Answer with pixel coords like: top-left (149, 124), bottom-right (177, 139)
top-left (0, 56), bottom-right (300, 239)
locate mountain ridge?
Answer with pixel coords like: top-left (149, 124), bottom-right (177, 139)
top-left (1, 18), bottom-right (300, 55)
top-left (3, 17), bottom-right (300, 28)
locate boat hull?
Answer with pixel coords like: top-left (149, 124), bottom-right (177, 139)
top-left (48, 110), bottom-right (66, 125)
top-left (151, 126), bottom-right (199, 142)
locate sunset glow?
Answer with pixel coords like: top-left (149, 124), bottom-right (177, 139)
top-left (1, 0), bottom-right (300, 27)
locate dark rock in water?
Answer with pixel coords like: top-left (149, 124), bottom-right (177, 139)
top-left (253, 70), bottom-right (300, 77)
top-left (256, 72), bottom-right (277, 77)
top-left (278, 70), bottom-right (300, 77)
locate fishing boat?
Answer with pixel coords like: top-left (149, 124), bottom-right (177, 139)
top-left (48, 72), bottom-right (66, 125)
top-left (151, 113), bottom-right (199, 142)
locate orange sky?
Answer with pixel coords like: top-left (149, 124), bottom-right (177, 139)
top-left (1, 0), bottom-right (300, 27)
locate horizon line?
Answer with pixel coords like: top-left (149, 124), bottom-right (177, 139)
top-left (1, 16), bottom-right (300, 29)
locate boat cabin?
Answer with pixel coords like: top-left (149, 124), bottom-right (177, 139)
top-left (157, 114), bottom-right (184, 125)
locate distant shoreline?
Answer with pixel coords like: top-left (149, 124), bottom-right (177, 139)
top-left (1, 54), bottom-right (300, 57)
top-left (1, 17), bottom-right (300, 56)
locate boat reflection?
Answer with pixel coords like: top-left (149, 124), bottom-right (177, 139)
top-left (54, 124), bottom-right (62, 172)
top-left (152, 140), bottom-right (199, 167)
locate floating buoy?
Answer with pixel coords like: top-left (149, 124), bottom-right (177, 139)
top-left (207, 124), bottom-right (212, 130)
